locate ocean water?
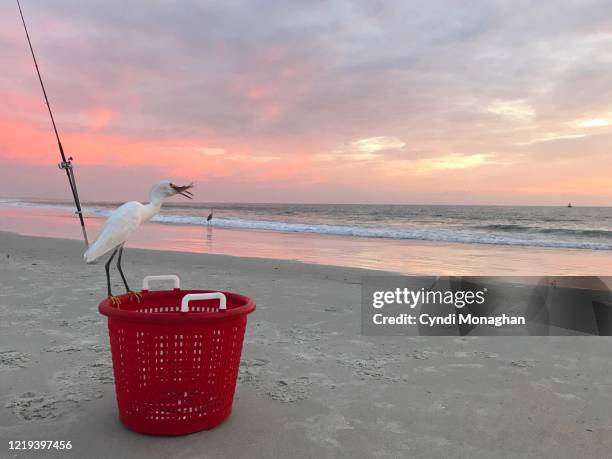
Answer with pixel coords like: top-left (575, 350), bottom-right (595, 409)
top-left (3, 198), bottom-right (612, 251)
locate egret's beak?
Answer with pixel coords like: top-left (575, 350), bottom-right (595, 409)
top-left (171, 183), bottom-right (194, 199)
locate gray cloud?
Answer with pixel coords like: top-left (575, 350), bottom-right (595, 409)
top-left (3, 0), bottom-right (612, 153)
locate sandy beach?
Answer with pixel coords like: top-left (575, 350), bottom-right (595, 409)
top-left (1, 230), bottom-right (612, 458)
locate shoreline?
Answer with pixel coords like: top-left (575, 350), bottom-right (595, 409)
top-left (0, 229), bottom-right (383, 282)
top-left (3, 230), bottom-right (610, 290)
top-left (2, 206), bottom-right (612, 276)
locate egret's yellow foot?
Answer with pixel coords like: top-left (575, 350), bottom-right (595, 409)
top-left (127, 291), bottom-right (143, 303)
top-left (109, 295), bottom-right (122, 307)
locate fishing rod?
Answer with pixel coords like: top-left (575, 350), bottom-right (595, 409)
top-left (16, 0), bottom-right (89, 248)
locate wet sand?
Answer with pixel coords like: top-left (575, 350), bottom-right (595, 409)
top-left (1, 231), bottom-right (612, 458)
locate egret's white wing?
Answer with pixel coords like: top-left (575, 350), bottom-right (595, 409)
top-left (84, 201), bottom-right (144, 263)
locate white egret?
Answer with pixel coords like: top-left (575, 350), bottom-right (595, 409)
top-left (84, 180), bottom-right (193, 305)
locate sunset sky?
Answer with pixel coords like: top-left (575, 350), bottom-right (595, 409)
top-left (1, 0), bottom-right (612, 205)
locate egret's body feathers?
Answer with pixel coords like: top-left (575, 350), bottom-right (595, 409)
top-left (84, 201), bottom-right (145, 263)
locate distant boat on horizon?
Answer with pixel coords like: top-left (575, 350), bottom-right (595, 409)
top-left (567, 203), bottom-right (573, 208)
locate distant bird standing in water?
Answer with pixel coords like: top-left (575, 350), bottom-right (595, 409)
top-left (84, 180), bottom-right (193, 305)
top-left (207, 209), bottom-right (213, 225)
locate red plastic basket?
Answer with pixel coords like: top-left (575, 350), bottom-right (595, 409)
top-left (98, 275), bottom-right (256, 435)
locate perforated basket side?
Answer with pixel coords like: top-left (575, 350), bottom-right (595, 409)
top-left (107, 315), bottom-right (247, 435)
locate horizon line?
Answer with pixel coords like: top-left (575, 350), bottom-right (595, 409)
top-left (1, 194), bottom-right (610, 209)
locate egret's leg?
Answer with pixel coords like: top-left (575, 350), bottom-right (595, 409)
top-left (116, 245), bottom-right (130, 291)
top-left (117, 245), bottom-right (142, 303)
top-left (105, 248), bottom-right (121, 306)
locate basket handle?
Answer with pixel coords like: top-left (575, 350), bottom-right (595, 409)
top-left (181, 292), bottom-right (226, 313)
top-left (141, 275), bottom-right (180, 291)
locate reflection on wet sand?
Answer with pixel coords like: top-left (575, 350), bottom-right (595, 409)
top-left (204, 225), bottom-right (213, 251)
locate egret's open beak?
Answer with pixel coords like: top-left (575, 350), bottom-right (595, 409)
top-left (171, 183), bottom-right (194, 199)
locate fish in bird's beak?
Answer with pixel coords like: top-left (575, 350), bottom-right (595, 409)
top-left (170, 182), bottom-right (194, 199)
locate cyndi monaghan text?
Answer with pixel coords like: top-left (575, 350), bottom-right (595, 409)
top-left (372, 313), bottom-right (526, 327)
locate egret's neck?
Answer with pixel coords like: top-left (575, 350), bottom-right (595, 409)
top-left (142, 197), bottom-right (164, 222)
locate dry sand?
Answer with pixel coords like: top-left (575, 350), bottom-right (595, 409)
top-left (1, 230), bottom-right (611, 458)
